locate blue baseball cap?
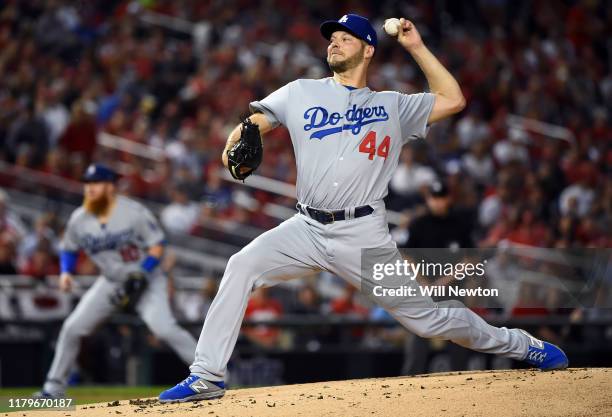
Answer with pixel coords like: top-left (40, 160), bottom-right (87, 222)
top-left (320, 14), bottom-right (377, 47)
top-left (82, 163), bottom-right (119, 183)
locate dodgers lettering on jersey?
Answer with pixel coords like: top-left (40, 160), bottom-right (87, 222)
top-left (250, 77), bottom-right (434, 210)
top-left (303, 104), bottom-right (389, 140)
top-left (60, 196), bottom-right (165, 280)
top-left (81, 229), bottom-right (134, 254)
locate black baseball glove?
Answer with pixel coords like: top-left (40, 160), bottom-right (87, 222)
top-left (110, 271), bottom-right (148, 312)
top-left (226, 118), bottom-right (263, 181)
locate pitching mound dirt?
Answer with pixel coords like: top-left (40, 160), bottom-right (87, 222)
top-left (33, 368), bottom-right (610, 417)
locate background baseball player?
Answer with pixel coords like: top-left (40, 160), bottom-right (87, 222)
top-left (159, 13), bottom-right (568, 402)
top-left (34, 163), bottom-right (197, 398)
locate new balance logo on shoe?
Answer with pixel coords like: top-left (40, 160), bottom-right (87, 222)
top-left (190, 380), bottom-right (210, 393)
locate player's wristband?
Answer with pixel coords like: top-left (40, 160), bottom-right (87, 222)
top-left (60, 251), bottom-right (78, 274)
top-left (140, 255), bottom-right (160, 273)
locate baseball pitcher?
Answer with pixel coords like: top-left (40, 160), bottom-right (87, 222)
top-left (160, 14), bottom-right (568, 402)
top-left (34, 164), bottom-right (197, 398)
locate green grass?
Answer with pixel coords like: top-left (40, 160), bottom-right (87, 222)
top-left (0, 386), bottom-right (164, 412)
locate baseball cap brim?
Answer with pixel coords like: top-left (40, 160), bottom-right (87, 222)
top-left (81, 169), bottom-right (120, 183)
top-left (429, 190), bottom-right (449, 198)
top-left (320, 21), bottom-right (368, 44)
top-left (81, 176), bottom-right (119, 183)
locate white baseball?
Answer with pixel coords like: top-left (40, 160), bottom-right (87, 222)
top-left (383, 18), bottom-right (400, 37)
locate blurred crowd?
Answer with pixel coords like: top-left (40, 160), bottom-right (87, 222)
top-left (0, 189), bottom-right (99, 279)
top-left (0, 0), bottom-right (610, 336)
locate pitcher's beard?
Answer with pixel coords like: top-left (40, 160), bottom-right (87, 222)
top-left (327, 48), bottom-right (365, 74)
top-left (83, 194), bottom-right (111, 216)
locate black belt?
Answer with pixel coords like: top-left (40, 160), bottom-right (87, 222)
top-left (296, 203), bottom-right (374, 224)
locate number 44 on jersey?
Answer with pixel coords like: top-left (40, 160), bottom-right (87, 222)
top-left (359, 131), bottom-right (390, 160)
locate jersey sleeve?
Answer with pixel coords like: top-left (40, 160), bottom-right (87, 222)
top-left (59, 215), bottom-right (80, 252)
top-left (397, 92), bottom-right (435, 143)
top-left (249, 82), bottom-right (292, 128)
top-left (136, 206), bottom-right (166, 247)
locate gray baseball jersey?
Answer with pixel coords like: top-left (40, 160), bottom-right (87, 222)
top-left (189, 77), bottom-right (532, 382)
top-left (250, 77), bottom-right (434, 209)
top-left (61, 196), bottom-right (165, 280)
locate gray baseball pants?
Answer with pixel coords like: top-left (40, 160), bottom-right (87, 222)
top-left (44, 273), bottom-right (196, 393)
top-left (190, 201), bottom-right (530, 382)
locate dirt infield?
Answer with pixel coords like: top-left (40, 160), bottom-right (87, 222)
top-left (33, 368), bottom-right (611, 417)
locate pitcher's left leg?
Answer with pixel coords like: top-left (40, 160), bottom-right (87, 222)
top-left (329, 214), bottom-right (567, 369)
top-left (385, 295), bottom-right (567, 369)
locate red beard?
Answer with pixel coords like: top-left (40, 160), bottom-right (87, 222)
top-left (83, 194), bottom-right (111, 217)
